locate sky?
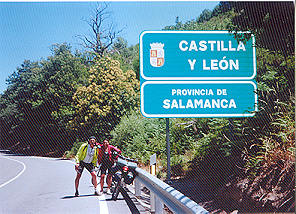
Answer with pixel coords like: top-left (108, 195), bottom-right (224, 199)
top-left (0, 1), bottom-right (220, 94)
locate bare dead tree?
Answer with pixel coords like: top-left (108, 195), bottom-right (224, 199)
top-left (76, 3), bottom-right (123, 57)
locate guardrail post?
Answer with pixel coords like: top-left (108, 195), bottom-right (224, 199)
top-left (150, 153), bottom-right (157, 212)
top-left (135, 167), bottom-right (209, 214)
top-left (151, 192), bottom-right (164, 214)
top-left (151, 192), bottom-right (156, 212)
top-left (155, 195), bottom-right (164, 214)
top-left (135, 177), bottom-right (141, 197)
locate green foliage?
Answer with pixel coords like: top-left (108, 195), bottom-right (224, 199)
top-left (108, 38), bottom-right (140, 80)
top-left (70, 56), bottom-right (139, 141)
top-left (164, 3), bottom-right (234, 31)
top-left (110, 110), bottom-right (208, 166)
top-left (256, 48), bottom-right (294, 98)
top-left (1, 6), bottom-right (294, 205)
top-left (184, 118), bottom-right (242, 180)
top-left (63, 139), bottom-right (85, 159)
top-left (227, 1), bottom-right (294, 56)
top-left (160, 2), bottom-right (295, 187)
top-left (245, 96), bottom-right (295, 175)
top-left (0, 43), bottom-right (89, 155)
top-left (108, 38), bottom-right (138, 69)
top-left (183, 49), bottom-right (295, 181)
top-left (110, 110), bottom-right (166, 163)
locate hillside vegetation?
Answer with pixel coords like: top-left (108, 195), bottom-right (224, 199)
top-left (112, 2), bottom-right (295, 212)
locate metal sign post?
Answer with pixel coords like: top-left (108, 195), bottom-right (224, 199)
top-left (166, 118), bottom-right (171, 183)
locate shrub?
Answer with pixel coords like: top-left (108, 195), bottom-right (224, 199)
top-left (63, 139), bottom-right (85, 159)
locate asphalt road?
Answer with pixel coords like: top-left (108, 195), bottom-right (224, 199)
top-left (0, 152), bottom-right (135, 214)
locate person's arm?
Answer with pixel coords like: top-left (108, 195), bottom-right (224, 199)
top-left (92, 148), bottom-right (98, 167)
top-left (75, 143), bottom-right (86, 164)
top-left (111, 145), bottom-right (121, 155)
top-left (97, 148), bottom-right (102, 164)
top-left (75, 144), bottom-right (85, 172)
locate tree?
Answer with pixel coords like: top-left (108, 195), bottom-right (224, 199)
top-left (108, 37), bottom-right (139, 77)
top-left (163, 3), bottom-right (234, 31)
top-left (226, 1), bottom-right (294, 56)
top-left (0, 44), bottom-right (88, 156)
top-left (69, 56), bottom-right (139, 140)
top-left (41, 44), bottom-right (88, 130)
top-left (0, 60), bottom-right (42, 152)
top-left (196, 9), bottom-right (212, 22)
top-left (76, 3), bottom-right (123, 57)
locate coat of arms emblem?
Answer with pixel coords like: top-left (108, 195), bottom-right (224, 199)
top-left (150, 43), bottom-right (164, 67)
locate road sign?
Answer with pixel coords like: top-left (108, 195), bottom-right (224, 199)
top-left (139, 31), bottom-right (257, 118)
top-left (140, 31), bottom-right (256, 80)
top-left (141, 81), bottom-right (257, 118)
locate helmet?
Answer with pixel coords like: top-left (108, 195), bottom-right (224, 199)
top-left (89, 136), bottom-right (96, 140)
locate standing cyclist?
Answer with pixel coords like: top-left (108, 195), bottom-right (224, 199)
top-left (75, 136), bottom-right (100, 196)
top-left (97, 139), bottom-right (121, 195)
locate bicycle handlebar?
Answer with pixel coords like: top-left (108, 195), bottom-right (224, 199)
top-left (116, 153), bottom-right (138, 163)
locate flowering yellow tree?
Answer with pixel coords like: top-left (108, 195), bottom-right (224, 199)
top-left (69, 56), bottom-right (139, 138)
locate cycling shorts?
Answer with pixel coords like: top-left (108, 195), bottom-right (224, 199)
top-left (77, 161), bottom-right (95, 174)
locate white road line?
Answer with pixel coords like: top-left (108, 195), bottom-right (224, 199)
top-left (0, 155), bottom-right (109, 213)
top-left (63, 158), bottom-right (109, 213)
top-left (0, 155), bottom-right (26, 188)
top-left (99, 194), bottom-right (109, 214)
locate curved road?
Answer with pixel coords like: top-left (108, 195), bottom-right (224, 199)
top-left (0, 152), bottom-right (134, 214)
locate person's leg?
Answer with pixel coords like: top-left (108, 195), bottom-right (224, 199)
top-left (99, 163), bottom-right (108, 193)
top-left (106, 162), bottom-right (117, 194)
top-left (100, 173), bottom-right (106, 193)
top-left (90, 171), bottom-right (100, 195)
top-left (75, 172), bottom-right (82, 196)
top-left (106, 164), bottom-right (114, 194)
top-left (84, 162), bottom-right (100, 195)
top-left (106, 173), bottom-right (112, 194)
top-left (75, 172), bottom-right (81, 190)
top-left (75, 162), bottom-right (84, 196)
top-left (91, 171), bottom-right (98, 189)
top-left (107, 173), bottom-right (112, 189)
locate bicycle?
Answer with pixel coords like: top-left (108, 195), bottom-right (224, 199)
top-left (111, 153), bottom-right (138, 201)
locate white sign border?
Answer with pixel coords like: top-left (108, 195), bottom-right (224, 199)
top-left (140, 30), bottom-right (256, 81)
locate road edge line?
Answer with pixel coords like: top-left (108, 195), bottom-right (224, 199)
top-left (0, 155), bottom-right (26, 188)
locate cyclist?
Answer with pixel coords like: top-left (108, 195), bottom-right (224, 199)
top-left (97, 138), bottom-right (121, 194)
top-left (74, 136), bottom-right (100, 196)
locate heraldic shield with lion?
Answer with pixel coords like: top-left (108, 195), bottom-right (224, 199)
top-left (150, 43), bottom-right (164, 67)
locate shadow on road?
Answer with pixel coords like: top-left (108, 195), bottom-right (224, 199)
top-left (105, 197), bottom-right (124, 201)
top-left (61, 194), bottom-right (99, 199)
top-left (121, 187), bottom-right (141, 214)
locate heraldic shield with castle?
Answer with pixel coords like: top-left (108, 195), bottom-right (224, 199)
top-left (150, 43), bottom-right (164, 67)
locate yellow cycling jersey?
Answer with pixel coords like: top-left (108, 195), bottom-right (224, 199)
top-left (75, 143), bottom-right (98, 167)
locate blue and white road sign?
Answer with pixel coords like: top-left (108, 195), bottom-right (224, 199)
top-left (139, 31), bottom-right (257, 118)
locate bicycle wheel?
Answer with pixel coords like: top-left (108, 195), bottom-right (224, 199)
top-left (112, 177), bottom-right (124, 201)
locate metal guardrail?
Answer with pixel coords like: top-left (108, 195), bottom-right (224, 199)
top-left (134, 167), bottom-right (209, 214)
